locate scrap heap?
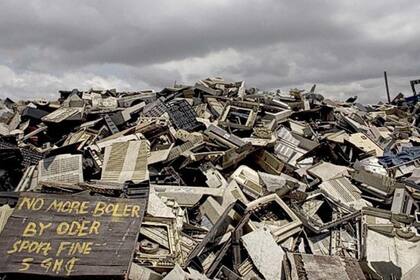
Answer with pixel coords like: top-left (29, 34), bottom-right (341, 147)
top-left (0, 77), bottom-right (420, 280)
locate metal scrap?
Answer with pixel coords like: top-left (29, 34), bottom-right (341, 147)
top-left (0, 77), bottom-right (419, 279)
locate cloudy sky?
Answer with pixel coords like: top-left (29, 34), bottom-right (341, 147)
top-left (0, 0), bottom-right (419, 103)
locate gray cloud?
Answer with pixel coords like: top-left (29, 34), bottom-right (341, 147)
top-left (0, 0), bottom-right (419, 103)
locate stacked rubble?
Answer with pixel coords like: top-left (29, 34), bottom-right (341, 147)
top-left (0, 77), bottom-right (420, 280)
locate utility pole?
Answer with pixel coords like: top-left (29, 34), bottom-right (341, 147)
top-left (384, 71), bottom-right (391, 103)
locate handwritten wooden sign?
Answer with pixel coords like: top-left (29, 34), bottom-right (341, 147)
top-left (0, 192), bottom-right (146, 277)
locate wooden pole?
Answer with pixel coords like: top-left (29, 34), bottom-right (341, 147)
top-left (384, 71), bottom-right (391, 103)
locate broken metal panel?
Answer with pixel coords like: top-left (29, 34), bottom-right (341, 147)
top-left (103, 114), bottom-right (120, 134)
top-left (200, 196), bottom-right (227, 228)
top-left (184, 200), bottom-right (247, 269)
top-left (118, 92), bottom-right (156, 107)
top-left (237, 258), bottom-right (264, 280)
top-left (243, 133), bottom-right (277, 147)
top-left (128, 262), bottom-right (163, 280)
top-left (307, 161), bottom-right (351, 181)
top-left (21, 124), bottom-right (48, 142)
top-left (265, 109), bottom-right (293, 122)
top-left (403, 263), bottom-right (420, 280)
top-left (162, 264), bottom-right (209, 280)
top-left (219, 143), bottom-right (254, 169)
top-left (199, 162), bottom-right (228, 189)
top-left (165, 99), bottom-right (201, 132)
top-left (147, 191), bottom-right (176, 219)
top-left (219, 105), bottom-right (258, 130)
top-left (196, 83), bottom-right (222, 96)
top-left (365, 229), bottom-right (420, 279)
top-left (101, 140), bottom-right (149, 183)
top-left (258, 171), bottom-right (304, 195)
top-left (274, 127), bottom-right (310, 167)
top-left (204, 124), bottom-right (246, 148)
top-left (323, 130), bottom-right (349, 144)
top-left (149, 166), bottom-right (184, 186)
top-left (289, 119), bottom-right (314, 137)
top-left (15, 165), bottom-right (38, 192)
top-left (95, 132), bottom-right (145, 150)
top-left (247, 194), bottom-right (302, 242)
top-left (307, 232), bottom-right (331, 256)
top-left (180, 234), bottom-right (198, 263)
top-left (354, 156), bottom-right (388, 176)
top-left (62, 129), bottom-right (96, 147)
top-left (0, 140), bottom-right (43, 167)
top-left (319, 177), bottom-right (372, 210)
top-left (231, 165), bottom-right (264, 199)
top-left (152, 185), bottom-right (224, 207)
top-left (21, 106), bottom-right (49, 120)
top-left (291, 192), bottom-right (361, 234)
top-left (351, 168), bottom-right (400, 197)
top-left (63, 93), bottom-right (85, 108)
top-left (148, 146), bottom-right (173, 165)
top-left (347, 132), bottom-right (384, 157)
top-left (391, 188), bottom-right (418, 215)
top-left (362, 207), bottom-right (414, 237)
top-left (221, 180), bottom-right (249, 207)
top-left (285, 253), bottom-right (366, 280)
top-left (166, 134), bottom-right (204, 162)
top-left (42, 107), bottom-right (83, 123)
top-left (136, 216), bottom-right (183, 270)
top-left (252, 149), bottom-right (284, 175)
top-left (144, 98), bottom-right (200, 131)
top-left (38, 153), bottom-right (84, 184)
top-left (91, 93), bottom-right (118, 108)
top-left (197, 181), bottom-right (248, 234)
top-left (241, 227), bottom-right (285, 280)
top-left (214, 265), bottom-right (242, 280)
top-left (111, 101), bottom-right (146, 126)
top-left (205, 97), bottom-right (224, 117)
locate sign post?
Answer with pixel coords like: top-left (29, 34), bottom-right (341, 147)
top-left (0, 192), bottom-right (145, 277)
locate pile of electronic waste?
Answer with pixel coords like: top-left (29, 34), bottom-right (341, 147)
top-left (0, 77), bottom-right (420, 280)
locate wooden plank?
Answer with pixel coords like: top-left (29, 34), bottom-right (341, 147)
top-left (0, 192), bottom-right (146, 277)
